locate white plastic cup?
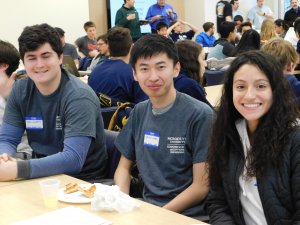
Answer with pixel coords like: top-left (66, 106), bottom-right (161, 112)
top-left (39, 179), bottom-right (61, 208)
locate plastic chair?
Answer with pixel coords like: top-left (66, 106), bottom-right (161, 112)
top-left (204, 69), bottom-right (225, 86)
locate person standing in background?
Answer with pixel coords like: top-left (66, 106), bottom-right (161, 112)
top-left (115, 0), bottom-right (142, 42)
top-left (216, 0), bottom-right (232, 34)
top-left (146, 0), bottom-right (177, 33)
top-left (284, 0), bottom-right (300, 28)
top-left (247, 0), bottom-right (273, 30)
top-left (231, 0), bottom-right (243, 19)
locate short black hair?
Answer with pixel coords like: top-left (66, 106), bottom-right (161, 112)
top-left (234, 15), bottom-right (243, 23)
top-left (156, 21), bottom-right (168, 31)
top-left (0, 40), bottom-right (20, 76)
top-left (241, 21), bottom-right (252, 29)
top-left (219, 21), bottom-right (236, 38)
top-left (18, 23), bottom-right (63, 61)
top-left (230, 0), bottom-right (238, 4)
top-left (54, 27), bottom-right (65, 38)
top-left (130, 34), bottom-right (179, 70)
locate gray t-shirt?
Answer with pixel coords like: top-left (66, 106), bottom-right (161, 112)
top-left (75, 35), bottom-right (97, 57)
top-left (115, 92), bottom-right (214, 216)
top-left (63, 43), bottom-right (79, 60)
top-left (4, 69), bottom-right (107, 181)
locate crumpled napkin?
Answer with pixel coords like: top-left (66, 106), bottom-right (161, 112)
top-left (91, 183), bottom-right (140, 213)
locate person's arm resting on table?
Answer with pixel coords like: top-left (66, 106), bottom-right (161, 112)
top-left (0, 121), bottom-right (92, 181)
top-left (163, 162), bottom-right (209, 213)
top-left (114, 155), bottom-right (133, 194)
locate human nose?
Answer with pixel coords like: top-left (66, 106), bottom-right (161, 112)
top-left (148, 69), bottom-right (159, 82)
top-left (245, 87), bottom-right (256, 99)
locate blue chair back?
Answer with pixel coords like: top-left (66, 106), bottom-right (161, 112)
top-left (204, 69), bottom-right (225, 86)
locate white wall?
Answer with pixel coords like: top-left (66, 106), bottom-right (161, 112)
top-left (185, 0), bottom-right (279, 35)
top-left (0, 0), bottom-right (89, 48)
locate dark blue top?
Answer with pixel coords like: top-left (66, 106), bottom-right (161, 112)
top-left (286, 73), bottom-right (300, 103)
top-left (169, 30), bottom-right (195, 42)
top-left (88, 58), bottom-right (144, 104)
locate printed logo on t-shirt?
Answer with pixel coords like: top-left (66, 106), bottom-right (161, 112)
top-left (25, 116), bottom-right (43, 130)
top-left (144, 131), bottom-right (160, 148)
top-left (167, 137), bottom-right (186, 154)
top-left (56, 116), bottom-right (62, 130)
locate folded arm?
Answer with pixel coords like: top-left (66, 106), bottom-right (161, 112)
top-left (114, 155), bottom-right (133, 194)
top-left (163, 162), bottom-right (209, 213)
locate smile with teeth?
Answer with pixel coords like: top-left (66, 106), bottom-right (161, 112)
top-left (242, 103), bottom-right (261, 108)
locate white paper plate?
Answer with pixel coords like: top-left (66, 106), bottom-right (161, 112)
top-left (58, 184), bottom-right (93, 204)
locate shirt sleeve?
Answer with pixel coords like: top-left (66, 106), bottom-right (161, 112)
top-left (0, 122), bottom-right (23, 156)
top-left (18, 136), bottom-right (92, 179)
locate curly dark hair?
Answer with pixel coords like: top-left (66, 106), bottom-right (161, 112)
top-left (175, 40), bottom-right (202, 83)
top-left (207, 50), bottom-right (300, 181)
top-left (18, 23), bottom-right (63, 61)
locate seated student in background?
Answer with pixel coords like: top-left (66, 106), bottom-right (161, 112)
top-left (156, 21), bottom-right (169, 37)
top-left (240, 22), bottom-right (252, 35)
top-left (233, 15), bottom-right (243, 43)
top-left (88, 27), bottom-right (144, 104)
top-left (261, 38), bottom-right (300, 103)
top-left (175, 40), bottom-right (213, 108)
top-left (75, 21), bottom-right (98, 58)
top-left (0, 40), bottom-right (32, 160)
top-left (0, 24), bottom-right (107, 182)
top-left (207, 21), bottom-right (236, 60)
top-left (234, 15), bottom-right (243, 33)
top-left (260, 19), bottom-right (277, 45)
top-left (230, 29), bottom-right (260, 57)
top-left (167, 19), bottom-right (199, 42)
top-left (87, 34), bottom-right (109, 71)
top-left (284, 17), bottom-right (300, 49)
top-left (207, 50), bottom-right (300, 225)
top-left (54, 27), bottom-right (79, 66)
top-left (294, 22), bottom-right (300, 54)
top-left (195, 22), bottom-right (216, 47)
top-left (274, 19), bottom-right (289, 39)
top-left (114, 34), bottom-right (214, 218)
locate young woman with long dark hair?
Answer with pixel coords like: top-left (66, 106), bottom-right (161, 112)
top-left (207, 51), bottom-right (300, 224)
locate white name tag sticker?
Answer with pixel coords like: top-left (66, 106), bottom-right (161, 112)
top-left (25, 117), bottom-right (43, 130)
top-left (144, 131), bottom-right (159, 148)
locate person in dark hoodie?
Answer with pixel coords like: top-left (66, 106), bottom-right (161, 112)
top-left (207, 21), bottom-right (236, 60)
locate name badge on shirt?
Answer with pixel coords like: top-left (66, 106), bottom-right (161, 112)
top-left (25, 117), bottom-right (43, 130)
top-left (144, 131), bottom-right (160, 148)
